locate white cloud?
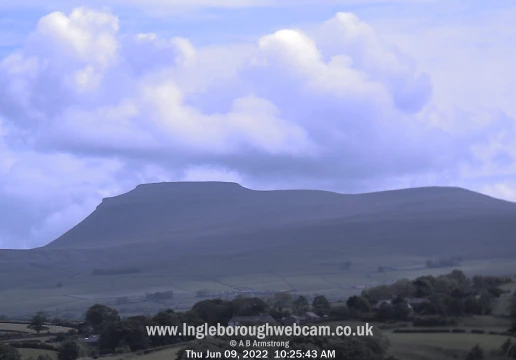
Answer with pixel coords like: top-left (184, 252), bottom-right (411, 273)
top-left (0, 0), bottom-right (443, 13)
top-left (0, 7), bottom-right (515, 248)
top-left (182, 165), bottom-right (244, 183)
top-left (373, 5), bottom-right (516, 118)
top-left (482, 183), bottom-right (516, 203)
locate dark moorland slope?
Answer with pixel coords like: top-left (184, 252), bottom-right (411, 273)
top-left (1, 181), bottom-right (516, 282)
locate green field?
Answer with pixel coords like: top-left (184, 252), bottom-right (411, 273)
top-left (1, 258), bottom-right (515, 318)
top-left (18, 348), bottom-right (58, 360)
top-left (385, 332), bottom-right (509, 360)
top-left (102, 347), bottom-right (183, 360)
top-left (324, 314), bottom-right (515, 360)
top-left (0, 323), bottom-right (71, 334)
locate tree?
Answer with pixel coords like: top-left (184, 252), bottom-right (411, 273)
top-left (58, 340), bottom-right (82, 360)
top-left (465, 344), bottom-right (484, 360)
top-left (28, 312), bottom-right (48, 334)
top-left (98, 318), bottom-right (150, 352)
top-left (464, 296), bottom-right (482, 315)
top-left (346, 296), bottom-right (372, 313)
top-left (37, 355), bottom-right (54, 360)
top-left (449, 269), bottom-right (468, 285)
top-left (0, 344), bottom-right (21, 360)
top-left (392, 302), bottom-right (411, 321)
top-left (510, 293), bottom-right (516, 319)
top-left (312, 295), bottom-right (331, 315)
top-left (85, 304), bottom-right (119, 333)
top-left (413, 278), bottom-right (433, 297)
top-left (472, 275), bottom-right (485, 289)
top-left (192, 299), bottom-right (232, 326)
top-left (272, 292), bottom-right (293, 312)
top-left (446, 298), bottom-right (464, 316)
top-left (329, 305), bottom-right (349, 320)
top-left (231, 297), bottom-right (269, 317)
top-left (509, 321), bottom-right (516, 336)
top-left (292, 296), bottom-right (309, 315)
top-left (375, 303), bottom-right (394, 322)
top-left (501, 338), bottom-right (512, 356)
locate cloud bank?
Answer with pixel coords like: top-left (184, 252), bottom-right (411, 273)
top-left (0, 7), bottom-right (514, 248)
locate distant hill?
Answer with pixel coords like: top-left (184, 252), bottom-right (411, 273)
top-left (31, 181), bottom-right (516, 269)
top-left (1, 182), bottom-right (516, 317)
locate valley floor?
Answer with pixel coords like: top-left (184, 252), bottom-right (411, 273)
top-left (2, 257), bottom-right (516, 319)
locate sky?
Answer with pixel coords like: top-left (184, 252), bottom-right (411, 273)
top-left (0, 0), bottom-right (515, 249)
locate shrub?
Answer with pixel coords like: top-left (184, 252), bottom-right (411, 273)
top-left (10, 342), bottom-right (57, 351)
top-left (412, 316), bottom-right (456, 327)
top-left (392, 329), bottom-right (451, 334)
top-left (451, 329), bottom-right (466, 333)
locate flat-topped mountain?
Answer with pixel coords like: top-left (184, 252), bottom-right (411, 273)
top-left (2, 182), bottom-right (516, 317)
top-left (44, 182), bottom-right (516, 255)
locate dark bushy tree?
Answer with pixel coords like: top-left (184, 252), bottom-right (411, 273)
top-left (413, 277), bottom-right (434, 297)
top-left (99, 317), bottom-right (150, 352)
top-left (292, 296), bottom-right (309, 315)
top-left (36, 354), bottom-right (54, 360)
top-left (312, 295), bottom-right (331, 315)
top-left (510, 293), bottom-right (516, 319)
top-left (85, 304), bottom-right (119, 333)
top-left (346, 296), bottom-right (371, 313)
top-left (272, 292), bottom-right (293, 312)
top-left (465, 344), bottom-right (484, 360)
top-left (0, 344), bottom-right (21, 360)
top-left (375, 303), bottom-right (394, 322)
top-left (192, 299), bottom-right (232, 326)
top-left (329, 305), bottom-right (349, 320)
top-left (58, 340), bottom-right (82, 360)
top-left (231, 297), bottom-right (269, 316)
top-left (28, 312), bottom-right (48, 334)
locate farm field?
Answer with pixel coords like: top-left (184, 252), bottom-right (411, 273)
top-left (0, 322), bottom-right (71, 334)
top-left (102, 347), bottom-right (183, 360)
top-left (2, 258), bottom-right (516, 319)
top-left (325, 314), bottom-right (515, 360)
top-left (385, 332), bottom-right (509, 360)
top-left (492, 281), bottom-right (516, 316)
top-left (18, 348), bottom-right (58, 360)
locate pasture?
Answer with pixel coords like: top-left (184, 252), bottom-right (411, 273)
top-left (0, 322), bottom-right (71, 334)
top-left (18, 348), bottom-right (58, 360)
top-left (101, 347), bottom-right (183, 360)
top-left (385, 332), bottom-right (509, 360)
top-left (1, 257), bottom-right (515, 319)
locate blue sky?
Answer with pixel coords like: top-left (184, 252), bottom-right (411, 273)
top-left (1, 0), bottom-right (515, 248)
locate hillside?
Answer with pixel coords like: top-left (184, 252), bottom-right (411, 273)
top-left (6, 182), bottom-right (516, 271)
top-left (1, 182), bottom-right (516, 317)
top-left (46, 182), bottom-right (515, 247)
